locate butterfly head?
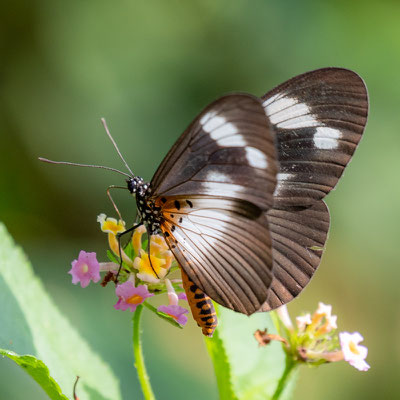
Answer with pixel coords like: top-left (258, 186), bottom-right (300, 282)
top-left (127, 176), bottom-right (150, 197)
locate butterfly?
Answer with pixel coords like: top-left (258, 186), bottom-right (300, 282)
top-left (40, 68), bottom-right (368, 336)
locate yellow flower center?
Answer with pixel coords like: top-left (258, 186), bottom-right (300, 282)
top-left (127, 294), bottom-right (144, 305)
top-left (349, 341), bottom-right (360, 355)
top-left (81, 264), bottom-right (89, 274)
top-left (137, 253), bottom-right (166, 277)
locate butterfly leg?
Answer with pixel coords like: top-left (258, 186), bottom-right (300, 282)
top-left (145, 225), bottom-right (160, 279)
top-left (116, 222), bottom-right (143, 281)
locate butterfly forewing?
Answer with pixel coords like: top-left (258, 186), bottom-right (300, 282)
top-left (151, 94), bottom-right (278, 211)
top-left (150, 94), bottom-right (279, 314)
top-left (262, 68), bottom-right (368, 208)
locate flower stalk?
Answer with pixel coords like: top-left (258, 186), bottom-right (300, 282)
top-left (272, 355), bottom-right (297, 400)
top-left (133, 304), bottom-right (156, 400)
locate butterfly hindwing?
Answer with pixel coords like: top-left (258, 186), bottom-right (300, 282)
top-left (262, 67), bottom-right (368, 208)
top-left (261, 201), bottom-right (330, 311)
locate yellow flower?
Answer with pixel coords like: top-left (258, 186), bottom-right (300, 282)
top-left (132, 225), bottom-right (147, 255)
top-left (97, 213), bottom-right (133, 267)
top-left (134, 250), bottom-right (168, 283)
top-left (149, 235), bottom-right (174, 271)
top-left (97, 213), bottom-right (126, 235)
top-left (134, 234), bottom-right (173, 283)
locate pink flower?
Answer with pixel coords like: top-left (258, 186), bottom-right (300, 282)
top-left (339, 332), bottom-right (370, 371)
top-left (114, 281), bottom-right (154, 312)
top-left (178, 292), bottom-right (187, 301)
top-left (158, 304), bottom-right (189, 326)
top-left (69, 251), bottom-right (100, 288)
top-left (177, 284), bottom-right (187, 300)
top-left (156, 279), bottom-right (189, 325)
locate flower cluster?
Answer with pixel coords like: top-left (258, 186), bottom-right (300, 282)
top-left (68, 213), bottom-right (189, 327)
top-left (255, 302), bottom-right (370, 372)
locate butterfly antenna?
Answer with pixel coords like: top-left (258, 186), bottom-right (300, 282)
top-left (38, 158), bottom-right (132, 178)
top-left (101, 118), bottom-right (135, 177)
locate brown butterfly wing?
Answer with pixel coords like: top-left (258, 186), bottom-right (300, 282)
top-left (262, 67), bottom-right (368, 208)
top-left (151, 94), bottom-right (278, 211)
top-left (261, 201), bottom-right (330, 311)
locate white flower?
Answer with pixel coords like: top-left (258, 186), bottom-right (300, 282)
top-left (276, 305), bottom-right (293, 330)
top-left (314, 302), bottom-right (337, 334)
top-left (296, 313), bottom-right (312, 331)
top-left (316, 302), bottom-right (332, 318)
top-left (339, 332), bottom-right (370, 371)
top-left (326, 314), bottom-right (338, 331)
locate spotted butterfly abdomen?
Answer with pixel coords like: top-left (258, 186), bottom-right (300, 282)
top-left (181, 270), bottom-right (218, 337)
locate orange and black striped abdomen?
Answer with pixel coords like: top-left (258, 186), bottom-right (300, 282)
top-left (181, 270), bottom-right (218, 337)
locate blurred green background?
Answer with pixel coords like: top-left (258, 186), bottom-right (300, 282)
top-left (1, 0), bottom-right (399, 399)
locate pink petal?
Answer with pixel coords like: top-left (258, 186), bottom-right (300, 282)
top-left (178, 292), bottom-right (187, 301)
top-left (158, 304), bottom-right (189, 326)
top-left (69, 251), bottom-right (100, 288)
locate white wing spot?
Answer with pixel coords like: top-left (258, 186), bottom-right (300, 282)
top-left (201, 181), bottom-right (244, 197)
top-left (201, 113), bottom-right (226, 133)
top-left (199, 110), bottom-right (217, 126)
top-left (264, 95), bottom-right (320, 129)
top-left (245, 146), bottom-right (268, 169)
top-left (210, 122), bottom-right (238, 140)
top-left (206, 170), bottom-right (232, 183)
top-left (264, 95), bottom-right (298, 117)
top-left (212, 134), bottom-right (246, 147)
top-left (205, 119), bottom-right (246, 147)
top-left (277, 173), bottom-right (294, 181)
top-left (313, 127), bottom-right (341, 149)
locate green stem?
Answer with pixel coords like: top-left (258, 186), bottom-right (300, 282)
top-left (133, 305), bottom-right (156, 400)
top-left (270, 311), bottom-right (282, 336)
top-left (272, 355), bottom-right (297, 400)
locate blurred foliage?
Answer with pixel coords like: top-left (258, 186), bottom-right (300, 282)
top-left (1, 0), bottom-right (399, 399)
top-left (0, 224), bottom-right (121, 400)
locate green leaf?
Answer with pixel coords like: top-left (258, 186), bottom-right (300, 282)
top-left (206, 305), bottom-right (297, 400)
top-left (123, 240), bottom-right (135, 260)
top-left (0, 350), bottom-right (69, 400)
top-left (205, 326), bottom-right (238, 400)
top-left (0, 223), bottom-right (122, 400)
top-left (142, 301), bottom-right (183, 329)
top-left (107, 249), bottom-right (120, 264)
